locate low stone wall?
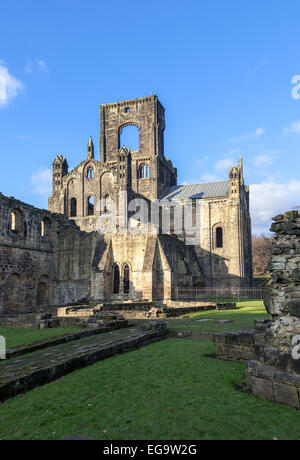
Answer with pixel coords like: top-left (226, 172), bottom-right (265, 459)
top-left (5, 320), bottom-right (129, 360)
top-left (0, 326), bottom-right (168, 402)
top-left (0, 311), bottom-right (126, 330)
top-left (213, 320), bottom-right (269, 363)
top-left (57, 301), bottom-right (236, 320)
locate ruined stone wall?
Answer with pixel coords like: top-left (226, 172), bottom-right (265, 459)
top-left (264, 211), bottom-right (300, 349)
top-left (0, 193), bottom-right (97, 313)
top-left (0, 194), bottom-right (53, 314)
top-left (214, 210), bottom-right (300, 409)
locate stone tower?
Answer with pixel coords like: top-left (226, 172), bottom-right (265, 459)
top-left (100, 95), bottom-right (177, 200)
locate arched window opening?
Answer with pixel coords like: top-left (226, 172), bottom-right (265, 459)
top-left (4, 274), bottom-right (20, 311)
top-left (119, 125), bottom-right (139, 151)
top-left (37, 282), bottom-right (49, 306)
top-left (113, 264), bottom-right (120, 294)
top-left (138, 164), bottom-right (149, 179)
top-left (88, 196), bottom-right (95, 216)
top-left (123, 264), bottom-right (130, 294)
top-left (10, 209), bottom-right (25, 235)
top-left (87, 166), bottom-right (94, 179)
top-left (41, 217), bottom-right (51, 238)
top-left (216, 227), bottom-right (223, 248)
top-left (70, 198), bottom-right (77, 217)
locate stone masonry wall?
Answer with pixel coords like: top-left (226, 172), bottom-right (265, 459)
top-left (0, 193), bottom-right (97, 313)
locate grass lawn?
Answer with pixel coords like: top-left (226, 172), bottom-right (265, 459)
top-left (165, 301), bottom-right (269, 333)
top-left (0, 327), bottom-right (80, 349)
top-left (0, 339), bottom-right (299, 440)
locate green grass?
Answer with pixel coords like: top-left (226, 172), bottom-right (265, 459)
top-left (0, 327), bottom-right (80, 349)
top-left (0, 339), bottom-right (299, 440)
top-left (165, 301), bottom-right (269, 333)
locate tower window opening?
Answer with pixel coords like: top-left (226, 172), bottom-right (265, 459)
top-left (119, 125), bottom-right (139, 151)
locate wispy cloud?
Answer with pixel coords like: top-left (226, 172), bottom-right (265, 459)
top-left (226, 127), bottom-right (266, 143)
top-left (201, 173), bottom-right (220, 182)
top-left (36, 59), bottom-right (48, 73)
top-left (252, 149), bottom-right (279, 169)
top-left (0, 60), bottom-right (25, 107)
top-left (195, 156), bottom-right (209, 167)
top-left (283, 121), bottom-right (300, 134)
top-left (24, 59), bottom-right (48, 75)
top-left (31, 169), bottom-right (52, 195)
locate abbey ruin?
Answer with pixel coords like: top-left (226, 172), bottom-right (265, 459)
top-left (0, 95), bottom-right (253, 314)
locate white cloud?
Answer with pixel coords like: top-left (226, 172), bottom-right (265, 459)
top-left (255, 127), bottom-right (265, 137)
top-left (0, 60), bottom-right (24, 107)
top-left (31, 169), bottom-right (52, 195)
top-left (283, 121), bottom-right (300, 134)
top-left (250, 180), bottom-right (300, 234)
top-left (215, 157), bottom-right (235, 172)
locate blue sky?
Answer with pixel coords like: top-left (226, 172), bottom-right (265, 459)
top-left (1, 0), bottom-right (300, 234)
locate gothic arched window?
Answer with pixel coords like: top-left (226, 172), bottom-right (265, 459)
top-left (87, 166), bottom-right (94, 179)
top-left (216, 227), bottom-right (223, 248)
top-left (123, 264), bottom-right (130, 294)
top-left (138, 164), bottom-right (149, 179)
top-left (10, 209), bottom-right (25, 235)
top-left (70, 198), bottom-right (77, 217)
top-left (88, 196), bottom-right (95, 216)
top-left (41, 217), bottom-right (51, 237)
top-left (113, 264), bottom-right (120, 294)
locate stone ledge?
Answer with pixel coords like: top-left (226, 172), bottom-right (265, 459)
top-left (246, 360), bottom-right (300, 409)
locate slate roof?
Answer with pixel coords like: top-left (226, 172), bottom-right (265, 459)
top-left (161, 181), bottom-right (229, 202)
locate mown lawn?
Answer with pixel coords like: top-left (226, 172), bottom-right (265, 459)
top-left (0, 327), bottom-right (80, 349)
top-left (0, 339), bottom-right (299, 440)
top-left (166, 301), bottom-right (269, 332)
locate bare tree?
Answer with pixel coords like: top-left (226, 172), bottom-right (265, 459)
top-left (252, 234), bottom-right (274, 276)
